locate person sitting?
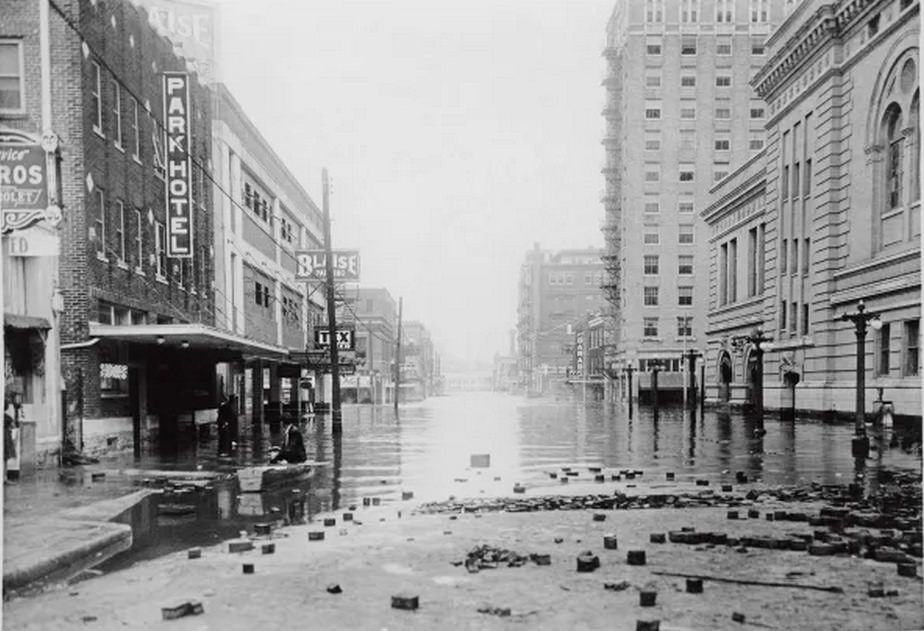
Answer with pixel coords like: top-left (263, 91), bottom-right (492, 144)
top-left (270, 417), bottom-right (306, 464)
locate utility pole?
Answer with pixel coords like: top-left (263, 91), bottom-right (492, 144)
top-left (322, 168), bottom-right (342, 433)
top-left (394, 297), bottom-right (403, 413)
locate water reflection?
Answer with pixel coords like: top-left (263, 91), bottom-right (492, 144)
top-left (98, 392), bottom-right (920, 571)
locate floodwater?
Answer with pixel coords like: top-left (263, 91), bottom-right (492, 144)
top-left (96, 391), bottom-right (921, 572)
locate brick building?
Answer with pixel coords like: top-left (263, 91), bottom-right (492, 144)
top-left (704, 0), bottom-right (921, 421)
top-left (601, 0), bottom-right (787, 402)
top-left (342, 287), bottom-right (396, 404)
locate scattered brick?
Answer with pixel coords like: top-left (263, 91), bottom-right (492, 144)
top-left (326, 583), bottom-right (342, 594)
top-left (604, 535), bottom-right (618, 549)
top-left (576, 551), bottom-right (600, 572)
top-left (254, 523), bottom-right (271, 536)
top-left (594, 513), bottom-right (607, 522)
top-left (639, 590), bottom-right (657, 606)
top-left (649, 533), bottom-right (666, 544)
top-left (261, 543), bottom-right (275, 554)
top-left (391, 594), bottom-right (419, 610)
top-left (228, 541), bottom-right (253, 553)
top-left (308, 531), bottom-right (325, 541)
top-left (897, 562), bottom-right (917, 578)
top-left (187, 548), bottom-right (201, 560)
top-left (242, 563), bottom-right (254, 574)
top-left (627, 550), bottom-right (646, 566)
top-left (686, 578), bottom-right (703, 593)
top-left (636, 621), bottom-right (660, 631)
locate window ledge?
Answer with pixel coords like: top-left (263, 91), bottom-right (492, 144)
top-left (134, 267), bottom-right (146, 276)
top-left (641, 337), bottom-right (664, 342)
top-left (132, 156), bottom-right (142, 165)
top-left (114, 143), bottom-right (125, 153)
top-left (93, 127), bottom-right (105, 139)
top-left (96, 253), bottom-right (109, 263)
top-left (117, 260), bottom-right (129, 271)
top-left (155, 274), bottom-right (168, 285)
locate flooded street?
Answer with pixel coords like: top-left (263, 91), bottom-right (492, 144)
top-left (90, 391), bottom-right (920, 572)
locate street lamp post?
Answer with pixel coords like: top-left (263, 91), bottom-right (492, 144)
top-left (840, 300), bottom-right (882, 460)
top-left (649, 359), bottom-right (661, 412)
top-left (683, 349), bottom-right (702, 406)
top-left (625, 364), bottom-right (634, 419)
top-left (744, 327), bottom-right (771, 419)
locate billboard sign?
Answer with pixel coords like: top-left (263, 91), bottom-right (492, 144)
top-left (0, 143), bottom-right (47, 233)
top-left (314, 328), bottom-right (355, 350)
top-left (163, 72), bottom-right (193, 258)
top-left (135, 0), bottom-right (219, 83)
top-left (295, 250), bottom-right (360, 282)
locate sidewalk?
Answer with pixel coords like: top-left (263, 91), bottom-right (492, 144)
top-left (4, 485), bottom-right (921, 630)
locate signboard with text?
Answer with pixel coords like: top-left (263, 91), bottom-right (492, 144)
top-left (1, 143), bottom-right (48, 233)
top-left (314, 328), bottom-right (355, 350)
top-left (163, 72), bottom-right (193, 257)
top-left (295, 250), bottom-right (360, 282)
top-left (135, 0), bottom-right (219, 84)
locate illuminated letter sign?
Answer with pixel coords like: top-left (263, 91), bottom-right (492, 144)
top-left (295, 250), bottom-right (360, 281)
top-left (163, 72), bottom-right (192, 258)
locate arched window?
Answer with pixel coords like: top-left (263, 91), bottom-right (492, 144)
top-left (911, 90), bottom-right (920, 201)
top-left (884, 104), bottom-right (903, 210)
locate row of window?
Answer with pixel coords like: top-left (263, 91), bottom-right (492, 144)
top-left (641, 200), bottom-right (696, 214)
top-left (243, 181), bottom-right (271, 223)
top-left (251, 281), bottom-right (304, 326)
top-left (645, 73), bottom-right (738, 88)
top-left (643, 254), bottom-right (694, 275)
top-left (643, 166), bottom-right (731, 184)
top-left (548, 271), bottom-right (605, 286)
top-left (778, 299), bottom-right (811, 337)
top-left (643, 134), bottom-right (765, 153)
top-left (646, 39), bottom-right (765, 56)
top-left (643, 226), bottom-right (695, 244)
top-left (718, 223), bottom-right (767, 307)
top-left (779, 237), bottom-right (811, 277)
top-left (643, 285), bottom-right (694, 307)
top-left (91, 188), bottom-right (207, 288)
top-left (875, 320), bottom-right (920, 377)
top-left (645, 0), bottom-right (770, 24)
top-left (642, 316), bottom-right (694, 339)
top-left (644, 105), bottom-right (765, 120)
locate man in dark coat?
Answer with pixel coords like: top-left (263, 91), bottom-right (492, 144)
top-left (271, 416), bottom-right (306, 464)
top-left (216, 395), bottom-right (237, 456)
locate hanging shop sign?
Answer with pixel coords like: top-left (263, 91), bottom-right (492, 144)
top-left (163, 72), bottom-right (193, 258)
top-left (0, 143), bottom-right (48, 233)
top-left (6, 227), bottom-right (60, 257)
top-left (314, 328), bottom-right (355, 350)
top-left (295, 250), bottom-right (360, 282)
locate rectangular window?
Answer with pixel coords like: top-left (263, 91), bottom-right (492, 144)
top-left (780, 300), bottom-right (787, 330)
top-left (715, 138), bottom-right (730, 151)
top-left (878, 323), bottom-right (891, 375)
top-left (643, 318), bottom-right (659, 338)
top-left (868, 14), bottom-right (880, 37)
top-left (91, 61), bottom-right (103, 134)
top-left (716, 0), bottom-right (731, 22)
top-left (678, 286), bottom-right (693, 306)
top-left (95, 188), bottom-right (106, 258)
top-left (175, 259), bottom-right (186, 289)
top-left (802, 238), bottom-right (810, 275)
top-left (129, 97), bottom-right (140, 161)
top-left (680, 129), bottom-right (696, 150)
top-left (888, 134), bottom-right (903, 209)
top-left (646, 0), bottom-right (664, 22)
top-left (645, 138), bottom-right (661, 151)
top-left (748, 227), bottom-right (758, 297)
top-left (0, 40), bottom-right (25, 112)
top-left (749, 136), bottom-right (764, 150)
top-left (729, 238), bottom-right (738, 303)
top-left (115, 200), bottom-right (126, 263)
top-left (792, 161), bottom-right (800, 198)
top-left (645, 107), bottom-right (662, 120)
top-left (780, 238), bottom-right (788, 275)
top-left (715, 75), bottom-right (731, 87)
top-left (644, 286), bottom-right (659, 306)
top-left (714, 169), bottom-right (728, 182)
top-left (804, 158), bottom-right (812, 195)
top-left (643, 231), bottom-right (660, 244)
top-left (680, 106), bottom-right (696, 120)
top-left (646, 74), bottom-right (661, 88)
top-left (750, 106), bottom-right (765, 119)
top-left (782, 165), bottom-right (790, 199)
top-left (680, 0), bottom-right (698, 22)
top-left (134, 209), bottom-right (143, 270)
top-left (751, 42), bottom-right (766, 55)
top-left (715, 108), bottom-right (731, 119)
top-left (681, 75), bottom-right (696, 87)
top-left (679, 201), bottom-right (694, 214)
top-left (719, 242), bottom-right (728, 305)
top-left (790, 301), bottom-right (798, 332)
top-left (643, 255), bottom-right (660, 275)
top-left (678, 225), bottom-right (694, 244)
top-left (678, 255), bottom-right (693, 275)
top-left (644, 201), bottom-right (660, 213)
top-left (112, 81), bottom-right (123, 149)
top-left (791, 239), bottom-right (798, 275)
top-left (155, 222), bottom-right (166, 278)
top-left (679, 169), bottom-right (694, 182)
top-left (681, 38), bottom-right (697, 55)
top-left (802, 303), bottom-right (810, 335)
top-left (647, 42), bottom-right (662, 55)
top-left (677, 316), bottom-right (693, 337)
top-left (645, 170), bottom-right (660, 182)
top-left (716, 40), bottom-right (732, 55)
top-left (904, 320), bottom-right (920, 376)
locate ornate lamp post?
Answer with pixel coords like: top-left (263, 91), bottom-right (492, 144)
top-left (682, 349), bottom-right (702, 406)
top-left (840, 300), bottom-right (882, 460)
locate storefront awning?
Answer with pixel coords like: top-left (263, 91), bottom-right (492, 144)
top-left (88, 323), bottom-right (290, 360)
top-left (4, 313), bottom-right (52, 331)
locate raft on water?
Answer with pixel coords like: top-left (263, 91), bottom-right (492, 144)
top-left (237, 462), bottom-right (318, 493)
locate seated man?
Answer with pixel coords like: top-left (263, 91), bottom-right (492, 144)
top-left (270, 417), bottom-right (307, 464)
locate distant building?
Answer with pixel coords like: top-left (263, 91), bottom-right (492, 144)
top-left (601, 0), bottom-right (786, 401)
top-left (401, 321), bottom-right (436, 402)
top-left (704, 0), bottom-right (921, 421)
top-left (343, 287), bottom-right (397, 404)
top-left (516, 244), bottom-right (605, 395)
top-left (570, 313), bottom-right (607, 400)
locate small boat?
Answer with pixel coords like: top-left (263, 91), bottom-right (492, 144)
top-left (237, 462), bottom-right (315, 493)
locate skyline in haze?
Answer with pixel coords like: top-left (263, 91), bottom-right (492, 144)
top-left (215, 0), bottom-right (612, 365)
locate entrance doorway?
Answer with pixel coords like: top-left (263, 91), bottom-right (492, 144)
top-left (718, 352), bottom-right (733, 403)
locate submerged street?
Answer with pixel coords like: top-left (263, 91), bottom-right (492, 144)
top-left (3, 392), bottom-right (922, 630)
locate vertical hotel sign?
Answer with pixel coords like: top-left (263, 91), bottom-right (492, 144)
top-left (163, 72), bottom-right (192, 257)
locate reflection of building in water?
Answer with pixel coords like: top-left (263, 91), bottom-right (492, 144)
top-left (703, 0), bottom-right (921, 423)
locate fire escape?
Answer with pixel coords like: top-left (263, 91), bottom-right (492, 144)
top-left (600, 42), bottom-right (622, 380)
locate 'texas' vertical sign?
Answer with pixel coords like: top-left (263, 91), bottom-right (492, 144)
top-left (163, 72), bottom-right (192, 258)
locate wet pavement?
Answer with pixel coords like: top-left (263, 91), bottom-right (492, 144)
top-left (5, 392), bottom-right (922, 584)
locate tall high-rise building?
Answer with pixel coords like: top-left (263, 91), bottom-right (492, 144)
top-left (601, 0), bottom-right (786, 399)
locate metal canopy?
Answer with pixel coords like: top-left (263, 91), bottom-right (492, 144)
top-left (4, 313), bottom-right (52, 331)
top-left (88, 323), bottom-right (290, 360)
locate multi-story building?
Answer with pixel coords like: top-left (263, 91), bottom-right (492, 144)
top-left (211, 83), bottom-right (326, 423)
top-left (704, 0), bottom-right (921, 421)
top-left (570, 313), bottom-right (607, 400)
top-left (344, 287), bottom-right (396, 404)
top-left (601, 0), bottom-right (786, 401)
top-left (401, 321), bottom-right (435, 402)
top-left (516, 244), bottom-right (605, 395)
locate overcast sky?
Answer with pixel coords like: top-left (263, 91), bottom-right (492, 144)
top-left (216, 0), bottom-right (612, 366)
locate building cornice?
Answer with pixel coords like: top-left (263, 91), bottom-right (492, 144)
top-left (701, 157), bottom-right (767, 224)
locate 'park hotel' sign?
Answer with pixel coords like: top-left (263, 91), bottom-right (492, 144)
top-left (163, 72), bottom-right (192, 258)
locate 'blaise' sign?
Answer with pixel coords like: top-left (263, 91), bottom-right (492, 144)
top-left (295, 250), bottom-right (360, 281)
